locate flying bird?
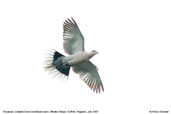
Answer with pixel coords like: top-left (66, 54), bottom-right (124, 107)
top-left (44, 17), bottom-right (104, 93)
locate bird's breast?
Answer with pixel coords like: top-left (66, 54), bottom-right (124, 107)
top-left (63, 52), bottom-right (91, 66)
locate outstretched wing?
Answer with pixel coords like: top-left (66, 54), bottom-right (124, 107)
top-left (63, 17), bottom-right (84, 55)
top-left (72, 61), bottom-right (104, 93)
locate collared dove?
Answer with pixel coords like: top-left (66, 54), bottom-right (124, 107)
top-left (44, 17), bottom-right (104, 93)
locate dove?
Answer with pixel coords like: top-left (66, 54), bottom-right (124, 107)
top-left (44, 17), bottom-right (104, 93)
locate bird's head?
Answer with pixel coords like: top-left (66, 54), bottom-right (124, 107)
top-left (91, 50), bottom-right (99, 55)
top-left (87, 50), bottom-right (98, 59)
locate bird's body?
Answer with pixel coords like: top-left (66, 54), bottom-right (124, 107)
top-left (45, 17), bottom-right (104, 93)
top-left (63, 51), bottom-right (97, 66)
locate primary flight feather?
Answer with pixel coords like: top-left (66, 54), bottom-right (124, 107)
top-left (45, 17), bottom-right (104, 93)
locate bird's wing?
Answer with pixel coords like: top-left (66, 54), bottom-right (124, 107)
top-left (72, 61), bottom-right (104, 93)
top-left (63, 17), bottom-right (84, 55)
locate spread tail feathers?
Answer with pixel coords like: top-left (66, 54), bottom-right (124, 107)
top-left (44, 50), bottom-right (70, 76)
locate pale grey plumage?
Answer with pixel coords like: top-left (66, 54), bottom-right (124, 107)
top-left (45, 17), bottom-right (104, 93)
top-left (63, 17), bottom-right (84, 55)
top-left (73, 61), bottom-right (104, 93)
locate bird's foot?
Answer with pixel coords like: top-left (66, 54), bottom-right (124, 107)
top-left (63, 61), bottom-right (70, 67)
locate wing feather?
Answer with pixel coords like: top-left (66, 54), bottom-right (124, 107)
top-left (72, 61), bottom-right (104, 93)
top-left (63, 17), bottom-right (84, 55)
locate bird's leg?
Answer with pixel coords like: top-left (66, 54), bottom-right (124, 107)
top-left (62, 60), bottom-right (70, 67)
top-left (62, 57), bottom-right (76, 66)
top-left (64, 62), bottom-right (70, 67)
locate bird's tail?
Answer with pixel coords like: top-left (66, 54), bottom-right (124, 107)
top-left (44, 50), bottom-right (70, 76)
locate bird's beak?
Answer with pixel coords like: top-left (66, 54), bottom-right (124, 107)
top-left (96, 52), bottom-right (99, 54)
